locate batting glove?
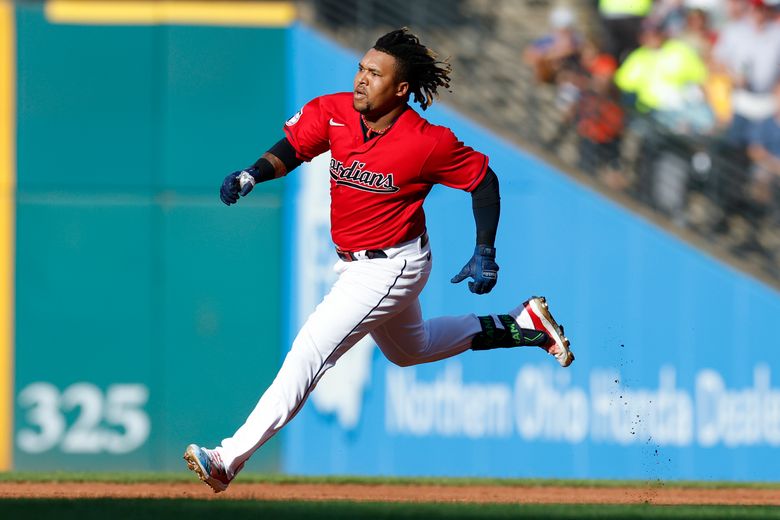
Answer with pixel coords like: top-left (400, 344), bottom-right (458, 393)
top-left (219, 167), bottom-right (259, 206)
top-left (450, 245), bottom-right (499, 294)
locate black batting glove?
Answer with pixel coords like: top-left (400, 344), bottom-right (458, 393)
top-left (450, 245), bottom-right (499, 294)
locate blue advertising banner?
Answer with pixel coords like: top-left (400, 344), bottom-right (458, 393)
top-left (283, 24), bottom-right (780, 481)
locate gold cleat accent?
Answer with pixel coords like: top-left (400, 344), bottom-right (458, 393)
top-left (183, 444), bottom-right (229, 493)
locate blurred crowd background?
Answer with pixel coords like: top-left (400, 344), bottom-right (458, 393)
top-left (300, 0), bottom-right (780, 286)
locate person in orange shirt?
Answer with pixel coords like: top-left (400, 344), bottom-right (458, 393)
top-left (574, 56), bottom-right (626, 190)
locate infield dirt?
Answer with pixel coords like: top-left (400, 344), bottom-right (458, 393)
top-left (1, 482), bottom-right (779, 505)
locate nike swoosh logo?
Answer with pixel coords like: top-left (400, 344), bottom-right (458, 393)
top-left (329, 118), bottom-right (345, 127)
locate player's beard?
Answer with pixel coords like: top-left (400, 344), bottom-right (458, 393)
top-left (353, 93), bottom-right (370, 113)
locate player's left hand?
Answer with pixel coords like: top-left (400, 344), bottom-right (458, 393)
top-left (450, 245), bottom-right (499, 294)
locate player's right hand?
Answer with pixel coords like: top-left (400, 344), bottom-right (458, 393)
top-left (220, 168), bottom-right (258, 205)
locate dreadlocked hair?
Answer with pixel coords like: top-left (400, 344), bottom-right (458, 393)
top-left (373, 28), bottom-right (452, 111)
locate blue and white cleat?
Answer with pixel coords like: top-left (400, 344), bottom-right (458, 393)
top-left (515, 296), bottom-right (574, 367)
top-left (183, 444), bottom-right (231, 493)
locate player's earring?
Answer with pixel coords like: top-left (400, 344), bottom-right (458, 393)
top-left (471, 315), bottom-right (549, 351)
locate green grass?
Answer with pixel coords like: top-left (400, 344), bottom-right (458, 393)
top-left (1, 471), bottom-right (779, 489)
top-left (0, 500), bottom-right (778, 520)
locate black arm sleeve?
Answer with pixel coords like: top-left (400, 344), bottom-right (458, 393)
top-left (249, 137), bottom-right (303, 182)
top-left (471, 167), bottom-right (500, 247)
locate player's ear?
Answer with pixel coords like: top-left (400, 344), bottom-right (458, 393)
top-left (395, 81), bottom-right (409, 98)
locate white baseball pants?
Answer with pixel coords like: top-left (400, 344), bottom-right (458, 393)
top-left (216, 234), bottom-right (484, 477)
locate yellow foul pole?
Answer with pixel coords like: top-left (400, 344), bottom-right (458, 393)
top-left (0, 0), bottom-right (16, 471)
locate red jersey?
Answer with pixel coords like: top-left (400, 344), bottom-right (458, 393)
top-left (283, 93), bottom-right (489, 251)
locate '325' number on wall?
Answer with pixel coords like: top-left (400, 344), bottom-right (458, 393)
top-left (17, 382), bottom-right (150, 454)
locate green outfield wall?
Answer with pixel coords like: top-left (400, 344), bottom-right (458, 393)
top-left (6, 0), bottom-right (294, 471)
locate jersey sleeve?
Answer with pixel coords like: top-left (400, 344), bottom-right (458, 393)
top-left (282, 97), bottom-right (331, 162)
top-left (421, 127), bottom-right (489, 191)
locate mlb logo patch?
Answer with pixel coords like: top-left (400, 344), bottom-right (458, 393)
top-left (285, 107), bottom-right (304, 126)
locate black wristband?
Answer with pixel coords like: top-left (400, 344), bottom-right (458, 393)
top-left (476, 222), bottom-right (498, 247)
top-left (249, 159), bottom-right (276, 183)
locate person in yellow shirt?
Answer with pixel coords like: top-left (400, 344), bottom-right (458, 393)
top-left (615, 19), bottom-right (716, 217)
top-left (615, 20), bottom-right (713, 133)
top-left (598, 0), bottom-right (654, 61)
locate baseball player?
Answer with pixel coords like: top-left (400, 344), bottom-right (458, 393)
top-left (184, 28), bottom-right (574, 493)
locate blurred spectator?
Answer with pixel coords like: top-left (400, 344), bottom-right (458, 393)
top-left (551, 36), bottom-right (611, 112)
top-left (712, 0), bottom-right (752, 54)
top-left (704, 0), bottom-right (750, 126)
top-left (578, 36), bottom-right (615, 76)
top-left (651, 0), bottom-right (689, 36)
top-left (677, 8), bottom-right (717, 58)
top-left (615, 20), bottom-right (713, 134)
top-left (712, 0), bottom-right (780, 148)
top-left (542, 36), bottom-right (617, 150)
top-left (597, 0), bottom-right (653, 62)
top-left (615, 20), bottom-right (714, 216)
top-left (684, 0), bottom-right (723, 21)
top-left (705, 70), bottom-right (735, 128)
top-left (574, 56), bottom-right (627, 190)
top-left (522, 5), bottom-right (582, 85)
top-left (747, 87), bottom-right (780, 210)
